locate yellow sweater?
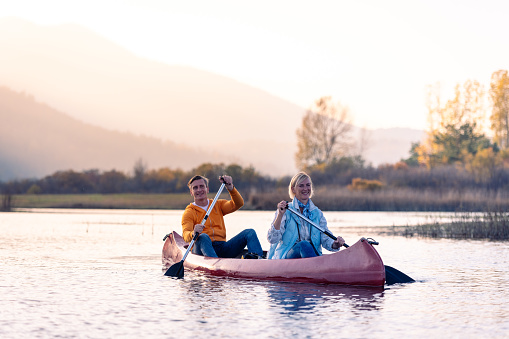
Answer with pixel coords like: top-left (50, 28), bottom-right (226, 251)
top-left (181, 188), bottom-right (244, 243)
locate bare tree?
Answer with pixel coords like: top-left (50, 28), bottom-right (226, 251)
top-left (355, 126), bottom-right (372, 160)
top-left (295, 96), bottom-right (353, 169)
top-left (133, 158), bottom-right (147, 191)
top-left (133, 158), bottom-right (147, 181)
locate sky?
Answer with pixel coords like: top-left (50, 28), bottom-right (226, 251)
top-left (2, 0), bottom-right (509, 130)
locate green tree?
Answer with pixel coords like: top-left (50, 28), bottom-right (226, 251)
top-left (26, 184), bottom-right (42, 194)
top-left (48, 170), bottom-right (95, 193)
top-left (402, 142), bottom-right (421, 167)
top-left (225, 164), bottom-right (243, 180)
top-left (191, 163), bottom-right (226, 191)
top-left (431, 122), bottom-right (493, 164)
top-left (418, 80), bottom-right (487, 167)
top-left (99, 170), bottom-right (127, 193)
top-left (489, 69), bottom-right (509, 149)
top-left (295, 96), bottom-right (353, 169)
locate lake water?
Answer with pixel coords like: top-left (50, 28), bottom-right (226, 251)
top-left (1, 209), bottom-right (508, 338)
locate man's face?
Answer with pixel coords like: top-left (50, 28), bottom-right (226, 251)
top-left (190, 178), bottom-right (209, 200)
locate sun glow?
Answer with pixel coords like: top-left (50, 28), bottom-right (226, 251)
top-left (2, 0), bottom-right (509, 130)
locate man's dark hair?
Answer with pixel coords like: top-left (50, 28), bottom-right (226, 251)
top-left (187, 175), bottom-right (209, 188)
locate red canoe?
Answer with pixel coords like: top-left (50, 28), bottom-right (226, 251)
top-left (162, 232), bottom-right (386, 286)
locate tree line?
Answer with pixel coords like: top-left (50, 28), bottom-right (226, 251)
top-left (2, 69), bottom-right (509, 199)
top-left (0, 161), bottom-right (281, 195)
top-left (2, 155), bottom-right (509, 197)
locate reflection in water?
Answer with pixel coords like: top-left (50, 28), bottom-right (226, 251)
top-left (265, 282), bottom-right (385, 315)
top-left (175, 272), bottom-right (232, 318)
top-left (173, 270), bottom-right (385, 317)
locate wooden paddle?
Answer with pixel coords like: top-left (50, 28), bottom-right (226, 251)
top-left (285, 203), bottom-right (415, 285)
top-left (164, 181), bottom-right (226, 278)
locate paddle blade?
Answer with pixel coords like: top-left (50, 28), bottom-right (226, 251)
top-left (164, 260), bottom-right (184, 278)
top-left (385, 265), bottom-right (415, 285)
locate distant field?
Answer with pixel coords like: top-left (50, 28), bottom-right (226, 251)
top-left (10, 193), bottom-right (207, 210)
top-left (8, 187), bottom-right (509, 212)
top-left (8, 192), bottom-right (508, 240)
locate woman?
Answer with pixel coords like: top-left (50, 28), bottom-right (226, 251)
top-left (267, 172), bottom-right (345, 259)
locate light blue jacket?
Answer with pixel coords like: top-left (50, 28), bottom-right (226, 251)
top-left (267, 198), bottom-right (336, 259)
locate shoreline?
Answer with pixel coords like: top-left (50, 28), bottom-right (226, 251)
top-left (4, 190), bottom-right (509, 212)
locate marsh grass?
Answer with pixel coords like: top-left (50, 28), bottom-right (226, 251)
top-left (247, 186), bottom-right (509, 240)
top-left (11, 186), bottom-right (508, 212)
top-left (8, 190), bottom-right (509, 240)
top-left (379, 211), bottom-right (509, 240)
top-left (1, 193), bottom-right (12, 211)
top-left (248, 186), bottom-right (509, 212)
top-left (10, 193), bottom-right (197, 210)
top-left (8, 186), bottom-right (509, 213)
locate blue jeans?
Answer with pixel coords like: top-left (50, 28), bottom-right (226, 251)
top-left (192, 229), bottom-right (263, 258)
top-left (286, 241), bottom-right (318, 259)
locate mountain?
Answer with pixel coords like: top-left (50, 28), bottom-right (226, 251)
top-left (363, 127), bottom-right (424, 165)
top-left (0, 85), bottom-right (423, 181)
top-left (0, 86), bottom-right (218, 180)
top-left (0, 18), bottom-right (424, 180)
top-left (0, 17), bottom-right (304, 176)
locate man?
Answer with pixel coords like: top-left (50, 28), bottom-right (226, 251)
top-left (181, 174), bottom-right (264, 258)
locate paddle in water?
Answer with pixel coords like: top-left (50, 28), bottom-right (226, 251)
top-left (384, 265), bottom-right (415, 285)
top-left (285, 202), bottom-right (415, 285)
top-left (164, 180), bottom-right (226, 278)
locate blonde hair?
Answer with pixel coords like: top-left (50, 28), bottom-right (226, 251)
top-left (288, 172), bottom-right (314, 199)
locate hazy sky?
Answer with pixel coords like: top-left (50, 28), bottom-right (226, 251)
top-left (2, 0), bottom-right (509, 130)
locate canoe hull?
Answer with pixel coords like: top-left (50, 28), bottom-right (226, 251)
top-left (162, 231), bottom-right (385, 286)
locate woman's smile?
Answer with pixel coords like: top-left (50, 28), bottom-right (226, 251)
top-left (294, 177), bottom-right (312, 202)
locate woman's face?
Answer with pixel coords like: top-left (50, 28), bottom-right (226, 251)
top-left (292, 177), bottom-right (311, 203)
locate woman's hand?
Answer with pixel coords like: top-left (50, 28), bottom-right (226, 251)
top-left (332, 236), bottom-right (345, 249)
top-left (277, 201), bottom-right (288, 214)
top-left (273, 201), bottom-right (288, 230)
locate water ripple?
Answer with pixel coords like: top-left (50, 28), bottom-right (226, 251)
top-left (1, 209), bottom-right (508, 338)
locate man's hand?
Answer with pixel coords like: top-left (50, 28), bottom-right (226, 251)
top-left (219, 175), bottom-right (234, 191)
top-left (193, 223), bottom-right (205, 235)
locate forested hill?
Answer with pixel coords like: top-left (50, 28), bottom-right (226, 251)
top-left (0, 19), bottom-right (424, 180)
top-left (0, 86), bottom-right (218, 180)
top-left (0, 18), bottom-right (305, 178)
top-left (0, 85), bottom-right (424, 181)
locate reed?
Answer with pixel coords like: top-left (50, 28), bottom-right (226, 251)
top-left (9, 187), bottom-right (509, 214)
top-left (382, 211), bottom-right (509, 240)
top-left (1, 193), bottom-right (12, 211)
top-left (10, 193), bottom-right (195, 210)
top-left (248, 186), bottom-right (509, 212)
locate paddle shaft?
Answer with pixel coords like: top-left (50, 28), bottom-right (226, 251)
top-left (285, 203), bottom-right (349, 247)
top-left (180, 182), bottom-right (226, 262)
